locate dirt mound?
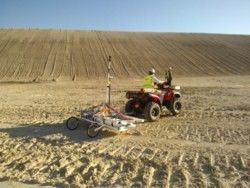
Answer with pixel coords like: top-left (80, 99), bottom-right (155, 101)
top-left (0, 29), bottom-right (249, 81)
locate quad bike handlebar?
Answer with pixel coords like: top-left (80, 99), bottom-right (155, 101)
top-left (155, 82), bottom-right (170, 90)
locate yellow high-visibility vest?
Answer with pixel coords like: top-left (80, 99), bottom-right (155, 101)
top-left (143, 75), bottom-right (154, 88)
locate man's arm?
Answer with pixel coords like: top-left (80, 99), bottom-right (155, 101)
top-left (152, 75), bottom-right (163, 84)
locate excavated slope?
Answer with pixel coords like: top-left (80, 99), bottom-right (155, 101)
top-left (0, 29), bottom-right (249, 81)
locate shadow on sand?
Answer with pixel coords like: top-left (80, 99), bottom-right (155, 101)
top-left (0, 120), bottom-right (117, 144)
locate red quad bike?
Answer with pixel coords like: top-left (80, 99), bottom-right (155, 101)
top-left (125, 82), bottom-right (182, 121)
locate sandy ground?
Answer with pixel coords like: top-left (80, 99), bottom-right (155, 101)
top-left (0, 76), bottom-right (249, 187)
top-left (0, 181), bottom-right (53, 188)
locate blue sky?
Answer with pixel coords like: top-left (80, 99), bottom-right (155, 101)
top-left (0, 0), bottom-right (250, 34)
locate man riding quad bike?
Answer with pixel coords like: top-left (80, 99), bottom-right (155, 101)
top-left (125, 68), bottom-right (182, 121)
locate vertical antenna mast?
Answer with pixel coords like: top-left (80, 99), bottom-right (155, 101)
top-left (106, 56), bottom-right (113, 105)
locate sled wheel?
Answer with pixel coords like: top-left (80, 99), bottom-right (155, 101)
top-left (66, 116), bottom-right (79, 130)
top-left (87, 123), bottom-right (100, 138)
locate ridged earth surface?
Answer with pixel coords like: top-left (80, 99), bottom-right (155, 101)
top-left (0, 29), bottom-right (250, 81)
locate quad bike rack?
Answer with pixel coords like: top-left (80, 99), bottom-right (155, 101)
top-left (66, 56), bottom-right (144, 138)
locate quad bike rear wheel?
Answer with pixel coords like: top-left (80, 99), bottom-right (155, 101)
top-left (66, 116), bottom-right (79, 130)
top-left (144, 102), bottom-right (161, 121)
top-left (170, 98), bottom-right (182, 115)
top-left (125, 99), bottom-right (142, 116)
top-left (125, 99), bottom-right (135, 114)
top-left (87, 123), bottom-right (100, 138)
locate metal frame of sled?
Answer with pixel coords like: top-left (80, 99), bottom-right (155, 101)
top-left (66, 104), bottom-right (144, 138)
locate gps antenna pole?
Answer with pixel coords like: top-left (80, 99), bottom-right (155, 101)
top-left (106, 56), bottom-right (113, 105)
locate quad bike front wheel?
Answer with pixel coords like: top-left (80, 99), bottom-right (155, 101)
top-left (87, 123), bottom-right (100, 138)
top-left (144, 102), bottom-right (161, 121)
top-left (66, 116), bottom-right (79, 130)
top-left (170, 98), bottom-right (182, 115)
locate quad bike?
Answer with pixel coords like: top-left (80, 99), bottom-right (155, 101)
top-left (125, 82), bottom-right (182, 121)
